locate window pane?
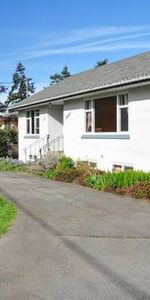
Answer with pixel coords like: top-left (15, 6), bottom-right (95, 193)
top-left (86, 112), bottom-right (92, 132)
top-left (35, 110), bottom-right (39, 116)
top-left (121, 107), bottom-right (128, 131)
top-left (95, 97), bottom-right (117, 132)
top-left (119, 95), bottom-right (128, 106)
top-left (31, 111), bottom-right (35, 134)
top-left (26, 111), bottom-right (30, 118)
top-left (35, 118), bottom-right (40, 134)
top-left (85, 100), bottom-right (91, 110)
top-left (27, 119), bottom-right (30, 134)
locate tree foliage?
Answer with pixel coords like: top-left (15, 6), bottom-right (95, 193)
top-left (7, 62), bottom-right (35, 105)
top-left (0, 102), bottom-right (7, 112)
top-left (50, 65), bottom-right (71, 85)
top-left (0, 129), bottom-right (18, 157)
top-left (95, 59), bottom-right (108, 67)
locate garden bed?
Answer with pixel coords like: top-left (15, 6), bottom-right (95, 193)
top-left (0, 157), bottom-right (150, 200)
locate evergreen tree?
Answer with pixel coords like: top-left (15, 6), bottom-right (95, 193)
top-left (0, 85), bottom-right (6, 93)
top-left (61, 65), bottom-right (71, 79)
top-left (50, 73), bottom-right (63, 85)
top-left (50, 65), bottom-right (71, 85)
top-left (7, 62), bottom-right (35, 105)
top-left (95, 59), bottom-right (108, 67)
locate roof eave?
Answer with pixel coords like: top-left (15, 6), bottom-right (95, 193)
top-left (9, 77), bottom-right (150, 111)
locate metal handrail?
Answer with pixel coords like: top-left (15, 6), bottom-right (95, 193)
top-left (39, 134), bottom-right (63, 159)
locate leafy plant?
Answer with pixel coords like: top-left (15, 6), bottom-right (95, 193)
top-left (86, 171), bottom-right (150, 191)
top-left (56, 156), bottom-right (74, 171)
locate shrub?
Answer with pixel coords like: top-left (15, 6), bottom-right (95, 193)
top-left (86, 171), bottom-right (150, 191)
top-left (0, 129), bottom-right (18, 157)
top-left (0, 158), bottom-right (26, 172)
top-left (43, 169), bottom-right (56, 179)
top-left (117, 182), bottom-right (150, 199)
top-left (55, 168), bottom-right (80, 183)
top-left (56, 156), bottom-right (74, 171)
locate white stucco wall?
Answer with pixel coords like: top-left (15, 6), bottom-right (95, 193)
top-left (63, 86), bottom-right (150, 171)
top-left (18, 105), bottom-right (63, 162)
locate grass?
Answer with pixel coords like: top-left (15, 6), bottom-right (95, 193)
top-left (0, 196), bottom-right (16, 237)
top-left (86, 170), bottom-right (150, 190)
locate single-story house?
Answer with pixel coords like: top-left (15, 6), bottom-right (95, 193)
top-left (10, 51), bottom-right (150, 171)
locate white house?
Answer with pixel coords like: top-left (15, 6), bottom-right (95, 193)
top-left (10, 51), bottom-right (150, 171)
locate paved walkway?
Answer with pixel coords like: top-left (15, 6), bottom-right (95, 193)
top-left (0, 172), bottom-right (150, 300)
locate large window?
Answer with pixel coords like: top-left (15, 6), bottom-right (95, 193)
top-left (26, 110), bottom-right (40, 134)
top-left (84, 94), bottom-right (128, 133)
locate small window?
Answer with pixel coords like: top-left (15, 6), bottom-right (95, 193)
top-left (26, 110), bottom-right (40, 134)
top-left (113, 165), bottom-right (122, 172)
top-left (84, 100), bottom-right (93, 132)
top-left (118, 95), bottom-right (128, 132)
top-left (113, 164), bottom-right (133, 172)
top-left (124, 166), bottom-right (133, 171)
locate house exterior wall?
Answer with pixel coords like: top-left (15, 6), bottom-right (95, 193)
top-left (18, 105), bottom-right (63, 161)
top-left (63, 86), bottom-right (150, 171)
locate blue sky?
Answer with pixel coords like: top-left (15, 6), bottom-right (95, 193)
top-left (1, 0), bottom-right (150, 100)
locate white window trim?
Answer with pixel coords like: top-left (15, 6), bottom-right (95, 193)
top-left (117, 94), bottom-right (129, 132)
top-left (84, 100), bottom-right (95, 132)
top-left (84, 94), bottom-right (129, 134)
top-left (26, 110), bottom-right (40, 135)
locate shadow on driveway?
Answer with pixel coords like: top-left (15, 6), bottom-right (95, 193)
top-left (0, 186), bottom-right (149, 300)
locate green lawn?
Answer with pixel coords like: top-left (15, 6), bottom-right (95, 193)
top-left (0, 196), bottom-right (16, 237)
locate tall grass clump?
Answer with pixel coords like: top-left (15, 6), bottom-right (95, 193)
top-left (86, 170), bottom-right (150, 191)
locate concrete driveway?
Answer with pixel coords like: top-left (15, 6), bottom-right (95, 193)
top-left (0, 172), bottom-right (150, 300)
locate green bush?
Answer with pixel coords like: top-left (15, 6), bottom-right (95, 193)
top-left (0, 129), bottom-right (18, 157)
top-left (86, 171), bottom-right (150, 191)
top-left (56, 156), bottom-right (74, 171)
top-left (0, 158), bottom-right (26, 172)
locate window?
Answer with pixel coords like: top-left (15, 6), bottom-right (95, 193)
top-left (95, 97), bottom-right (116, 132)
top-left (84, 100), bottom-right (94, 132)
top-left (84, 94), bottom-right (129, 133)
top-left (26, 110), bottom-right (40, 134)
top-left (113, 164), bottom-right (133, 172)
top-left (118, 94), bottom-right (128, 132)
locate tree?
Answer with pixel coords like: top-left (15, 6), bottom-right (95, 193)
top-left (50, 65), bottom-right (71, 85)
top-left (61, 65), bottom-right (71, 79)
top-left (95, 59), bottom-right (108, 67)
top-left (0, 85), bottom-right (6, 93)
top-left (7, 62), bottom-right (35, 105)
top-left (0, 102), bottom-right (7, 112)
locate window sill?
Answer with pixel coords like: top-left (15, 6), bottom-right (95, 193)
top-left (81, 132), bottom-right (130, 140)
top-left (24, 135), bottom-right (40, 139)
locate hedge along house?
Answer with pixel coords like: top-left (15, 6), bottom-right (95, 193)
top-left (10, 51), bottom-right (150, 171)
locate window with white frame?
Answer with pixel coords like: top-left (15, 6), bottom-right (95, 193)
top-left (84, 94), bottom-right (129, 133)
top-left (26, 110), bottom-right (40, 134)
top-left (84, 100), bottom-right (94, 132)
top-left (117, 94), bottom-right (128, 132)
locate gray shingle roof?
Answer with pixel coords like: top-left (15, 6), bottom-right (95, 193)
top-left (11, 51), bottom-right (150, 109)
